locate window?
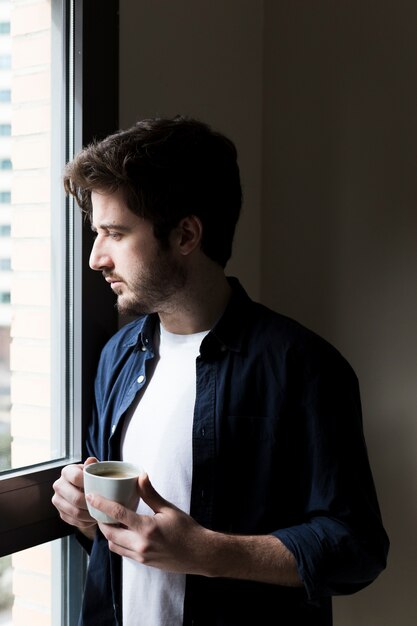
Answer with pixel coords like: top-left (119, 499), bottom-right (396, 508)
top-left (0, 158), bottom-right (11, 169)
top-left (0, 0), bottom-right (118, 624)
top-left (0, 292), bottom-right (9, 303)
top-left (0, 54), bottom-right (10, 69)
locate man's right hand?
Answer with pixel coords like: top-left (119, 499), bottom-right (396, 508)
top-left (52, 456), bottom-right (99, 540)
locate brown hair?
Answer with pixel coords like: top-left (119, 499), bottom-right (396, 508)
top-left (63, 115), bottom-right (242, 267)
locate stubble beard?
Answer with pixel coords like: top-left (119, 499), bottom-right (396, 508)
top-left (115, 250), bottom-right (187, 318)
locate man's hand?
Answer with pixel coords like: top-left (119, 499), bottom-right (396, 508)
top-left (87, 473), bottom-right (212, 575)
top-left (52, 456), bottom-right (99, 540)
top-left (87, 473), bottom-right (302, 587)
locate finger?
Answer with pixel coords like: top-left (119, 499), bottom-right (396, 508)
top-left (83, 456), bottom-right (99, 468)
top-left (86, 493), bottom-right (136, 527)
top-left (60, 463), bottom-right (87, 489)
top-left (97, 522), bottom-right (143, 560)
top-left (53, 472), bottom-right (91, 513)
top-left (52, 491), bottom-right (97, 527)
top-left (60, 510), bottom-right (96, 530)
top-left (52, 484), bottom-right (88, 512)
top-left (78, 457), bottom-right (99, 490)
top-left (60, 457), bottom-right (98, 491)
top-left (138, 473), bottom-right (173, 514)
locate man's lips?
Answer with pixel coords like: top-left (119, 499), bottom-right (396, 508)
top-left (104, 276), bottom-right (124, 287)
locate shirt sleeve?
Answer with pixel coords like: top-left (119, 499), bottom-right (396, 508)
top-left (273, 344), bottom-right (389, 600)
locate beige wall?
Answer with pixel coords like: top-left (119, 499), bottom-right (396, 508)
top-left (119, 1), bottom-right (416, 623)
top-left (262, 2), bottom-right (416, 624)
top-left (119, 0), bottom-right (263, 299)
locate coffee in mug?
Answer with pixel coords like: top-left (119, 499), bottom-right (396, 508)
top-left (83, 460), bottom-right (143, 524)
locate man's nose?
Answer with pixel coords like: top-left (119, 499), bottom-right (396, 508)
top-left (89, 237), bottom-right (113, 271)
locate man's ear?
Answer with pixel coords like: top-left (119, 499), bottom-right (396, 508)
top-left (174, 215), bottom-right (203, 256)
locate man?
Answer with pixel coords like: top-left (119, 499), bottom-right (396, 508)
top-left (52, 116), bottom-right (389, 626)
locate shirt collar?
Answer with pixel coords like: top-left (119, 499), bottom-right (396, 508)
top-left (120, 313), bottom-right (159, 351)
top-left (121, 276), bottom-right (254, 356)
top-left (200, 276), bottom-right (254, 358)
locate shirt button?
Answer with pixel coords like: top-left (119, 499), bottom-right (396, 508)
top-left (137, 375), bottom-right (145, 384)
top-left (111, 424), bottom-right (116, 434)
top-left (141, 346), bottom-right (147, 352)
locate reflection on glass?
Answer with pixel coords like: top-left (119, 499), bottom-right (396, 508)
top-left (0, 554), bottom-right (12, 622)
top-left (0, 0), bottom-right (66, 471)
top-left (0, 0), bottom-right (11, 473)
top-left (0, 540), bottom-right (61, 626)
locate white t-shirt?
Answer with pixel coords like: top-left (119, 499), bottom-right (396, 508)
top-left (121, 324), bottom-right (208, 626)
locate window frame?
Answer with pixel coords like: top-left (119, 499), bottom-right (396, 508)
top-left (0, 0), bottom-right (119, 559)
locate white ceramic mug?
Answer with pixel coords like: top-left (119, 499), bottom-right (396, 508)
top-left (83, 460), bottom-right (142, 524)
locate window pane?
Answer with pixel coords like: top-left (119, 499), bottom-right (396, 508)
top-left (0, 22), bottom-right (10, 35)
top-left (0, 0), bottom-right (69, 471)
top-left (0, 55), bottom-right (11, 70)
top-left (0, 124), bottom-right (11, 136)
top-left (0, 539), bottom-right (62, 626)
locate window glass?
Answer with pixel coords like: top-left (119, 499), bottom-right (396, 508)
top-left (0, 54), bottom-right (10, 69)
top-left (0, 0), bottom-right (77, 621)
top-left (0, 0), bottom-right (118, 622)
top-left (0, 539), bottom-right (63, 625)
top-left (0, 0), bottom-right (69, 471)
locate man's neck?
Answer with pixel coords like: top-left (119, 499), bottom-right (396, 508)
top-left (158, 269), bottom-right (231, 335)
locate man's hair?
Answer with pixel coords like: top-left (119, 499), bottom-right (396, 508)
top-left (63, 115), bottom-right (242, 267)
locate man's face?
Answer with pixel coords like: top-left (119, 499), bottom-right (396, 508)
top-left (89, 189), bottom-right (186, 316)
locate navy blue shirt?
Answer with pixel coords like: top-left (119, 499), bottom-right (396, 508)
top-left (78, 278), bottom-right (389, 626)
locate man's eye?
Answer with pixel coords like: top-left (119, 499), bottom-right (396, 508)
top-left (108, 232), bottom-right (121, 240)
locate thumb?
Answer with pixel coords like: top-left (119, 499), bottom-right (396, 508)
top-left (138, 473), bottom-right (173, 514)
top-left (83, 456), bottom-right (99, 468)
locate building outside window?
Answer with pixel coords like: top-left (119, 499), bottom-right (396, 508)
top-left (0, 1), bottom-right (118, 624)
top-left (0, 0), bottom-right (59, 623)
top-left (0, 1), bottom-right (73, 623)
top-left (0, 54), bottom-right (11, 69)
